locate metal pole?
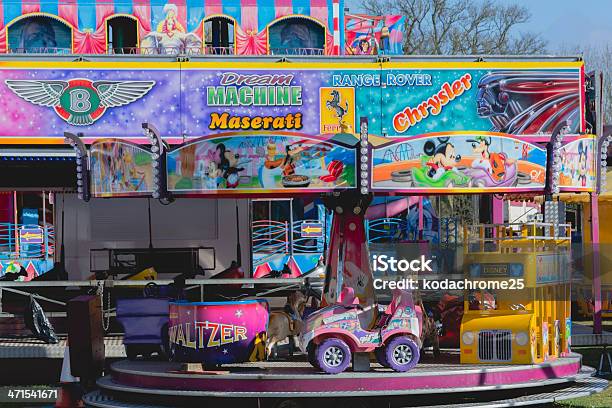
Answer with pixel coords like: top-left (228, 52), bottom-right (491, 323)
top-left (236, 200), bottom-right (242, 266)
top-left (590, 193), bottom-right (602, 334)
top-left (42, 191), bottom-right (48, 261)
top-left (59, 194), bottom-right (65, 270)
top-left (147, 198), bottom-right (153, 249)
top-left (13, 191), bottom-right (18, 257)
top-left (289, 199), bottom-right (294, 257)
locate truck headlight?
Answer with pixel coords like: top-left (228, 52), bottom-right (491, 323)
top-left (462, 331), bottom-right (474, 345)
top-left (515, 331), bottom-right (529, 346)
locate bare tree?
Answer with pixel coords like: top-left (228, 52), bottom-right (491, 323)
top-left (559, 43), bottom-right (612, 125)
top-left (360, 0), bottom-right (546, 55)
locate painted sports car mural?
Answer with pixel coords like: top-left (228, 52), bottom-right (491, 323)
top-left (371, 134), bottom-right (547, 193)
top-left (476, 71), bottom-right (581, 136)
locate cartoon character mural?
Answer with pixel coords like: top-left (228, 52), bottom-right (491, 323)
top-left (90, 140), bottom-right (155, 196)
top-left (558, 137), bottom-right (595, 191)
top-left (462, 136), bottom-right (518, 188)
top-left (344, 14), bottom-right (406, 55)
top-left (217, 143), bottom-right (245, 189)
top-left (167, 134), bottom-right (356, 193)
top-left (406, 137), bottom-right (470, 188)
top-left (422, 137), bottom-right (462, 181)
top-left (372, 134), bottom-right (547, 192)
top-left (140, 4), bottom-right (202, 53)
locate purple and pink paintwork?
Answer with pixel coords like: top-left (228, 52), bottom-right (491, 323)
top-left (300, 288), bottom-right (422, 373)
top-left (168, 300), bottom-right (269, 366)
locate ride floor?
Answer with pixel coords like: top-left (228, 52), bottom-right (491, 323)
top-left (83, 352), bottom-right (608, 408)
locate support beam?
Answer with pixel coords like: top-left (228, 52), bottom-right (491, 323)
top-left (590, 193), bottom-right (602, 334)
top-left (492, 196), bottom-right (504, 224)
top-left (322, 191), bottom-right (375, 306)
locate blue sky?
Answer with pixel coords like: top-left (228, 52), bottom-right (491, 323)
top-left (344, 0), bottom-right (612, 50)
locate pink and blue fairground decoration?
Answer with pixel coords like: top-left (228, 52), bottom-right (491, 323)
top-left (168, 300), bottom-right (269, 367)
top-left (300, 288), bottom-right (422, 374)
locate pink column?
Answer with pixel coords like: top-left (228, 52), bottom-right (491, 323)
top-left (492, 196), bottom-right (504, 224)
top-left (591, 193), bottom-right (602, 334)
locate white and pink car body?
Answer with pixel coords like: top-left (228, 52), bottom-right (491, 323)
top-left (299, 288), bottom-right (423, 355)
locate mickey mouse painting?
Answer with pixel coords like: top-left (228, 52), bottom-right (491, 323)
top-left (216, 143), bottom-right (244, 189)
top-left (424, 137), bottom-right (461, 180)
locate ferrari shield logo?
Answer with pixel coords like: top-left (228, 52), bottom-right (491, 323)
top-left (5, 79), bottom-right (155, 126)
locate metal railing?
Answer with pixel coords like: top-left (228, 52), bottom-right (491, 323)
top-left (252, 220), bottom-right (288, 255)
top-left (107, 46), bottom-right (205, 56)
top-left (7, 46), bottom-right (327, 56)
top-left (464, 222), bottom-right (572, 254)
top-left (0, 277), bottom-right (314, 319)
top-left (0, 223), bottom-right (54, 260)
top-left (8, 47), bottom-right (72, 54)
top-left (366, 217), bottom-right (407, 243)
top-left (269, 47), bottom-right (325, 56)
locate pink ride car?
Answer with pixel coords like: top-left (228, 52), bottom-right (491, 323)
top-left (299, 288), bottom-right (422, 374)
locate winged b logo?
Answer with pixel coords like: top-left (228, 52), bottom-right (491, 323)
top-left (5, 79), bottom-right (156, 126)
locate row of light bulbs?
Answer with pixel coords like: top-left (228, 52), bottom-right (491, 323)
top-left (359, 120), bottom-right (369, 195)
top-left (600, 135), bottom-right (612, 193)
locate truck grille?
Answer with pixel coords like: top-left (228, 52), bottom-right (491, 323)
top-left (478, 330), bottom-right (512, 362)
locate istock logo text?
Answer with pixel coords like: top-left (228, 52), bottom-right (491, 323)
top-left (372, 255), bottom-right (433, 273)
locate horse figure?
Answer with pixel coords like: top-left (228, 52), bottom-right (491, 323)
top-left (326, 90), bottom-right (349, 125)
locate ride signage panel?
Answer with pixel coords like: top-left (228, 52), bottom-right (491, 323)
top-left (19, 227), bottom-right (44, 245)
top-left (370, 133), bottom-right (548, 193)
top-left (301, 222), bottom-right (324, 238)
top-left (166, 133), bottom-right (357, 194)
top-left (381, 67), bottom-right (583, 138)
top-left (0, 61), bottom-right (583, 142)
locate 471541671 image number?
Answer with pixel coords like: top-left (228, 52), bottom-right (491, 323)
top-left (1, 388), bottom-right (59, 402)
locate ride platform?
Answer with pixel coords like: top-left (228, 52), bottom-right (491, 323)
top-left (83, 353), bottom-right (607, 408)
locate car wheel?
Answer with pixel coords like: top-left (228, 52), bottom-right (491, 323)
top-left (307, 343), bottom-right (321, 370)
top-left (391, 170), bottom-right (413, 184)
top-left (517, 172), bottom-right (532, 185)
top-left (316, 338), bottom-right (351, 374)
top-left (375, 347), bottom-right (390, 368)
top-left (384, 336), bottom-right (420, 372)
